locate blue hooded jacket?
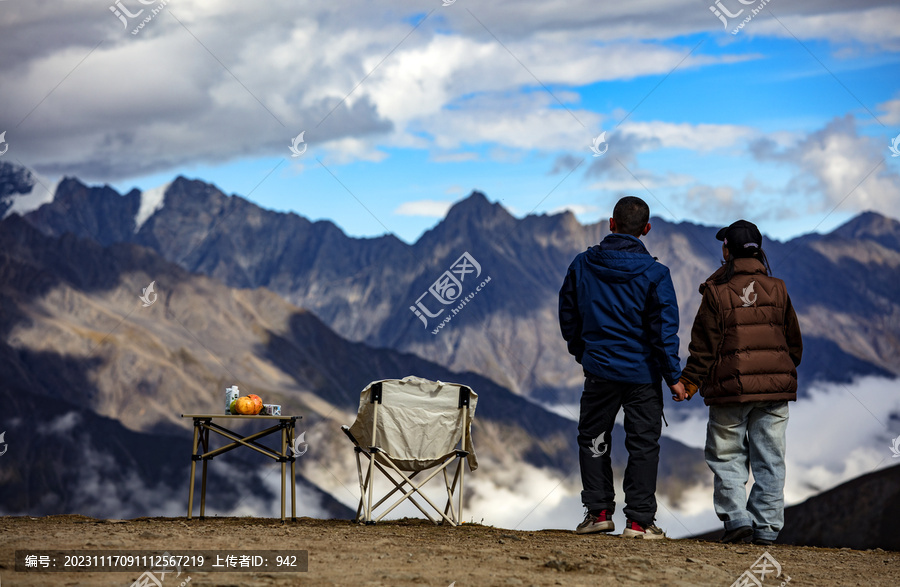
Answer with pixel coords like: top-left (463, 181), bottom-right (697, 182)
top-left (559, 233), bottom-right (682, 386)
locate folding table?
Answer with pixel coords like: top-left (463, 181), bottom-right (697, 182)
top-left (181, 414), bottom-right (301, 521)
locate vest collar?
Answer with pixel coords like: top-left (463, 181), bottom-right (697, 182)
top-left (731, 257), bottom-right (767, 275)
top-left (701, 258), bottom-right (768, 292)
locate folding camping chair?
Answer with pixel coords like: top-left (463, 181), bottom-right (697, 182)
top-left (341, 376), bottom-right (477, 526)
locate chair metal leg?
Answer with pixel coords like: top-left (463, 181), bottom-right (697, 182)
top-left (367, 466), bottom-right (433, 522)
top-left (460, 404), bottom-right (467, 525)
top-left (353, 450), bottom-right (368, 522)
top-left (366, 455), bottom-right (376, 523)
top-left (458, 456), bottom-right (465, 525)
top-left (375, 458), bottom-right (458, 525)
top-left (373, 468), bottom-right (436, 523)
top-left (366, 402), bottom-right (379, 523)
top-left (442, 466), bottom-right (458, 523)
top-left (187, 420), bottom-right (200, 518)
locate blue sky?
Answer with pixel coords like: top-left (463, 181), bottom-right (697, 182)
top-left (2, 0), bottom-right (898, 244)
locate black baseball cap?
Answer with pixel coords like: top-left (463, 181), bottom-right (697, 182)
top-left (716, 219), bottom-right (762, 253)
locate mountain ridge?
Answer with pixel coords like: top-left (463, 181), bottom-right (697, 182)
top-left (0, 212), bottom-right (708, 518)
top-left (3, 161), bottom-right (898, 405)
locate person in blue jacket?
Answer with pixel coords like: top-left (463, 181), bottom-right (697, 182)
top-left (559, 196), bottom-right (686, 538)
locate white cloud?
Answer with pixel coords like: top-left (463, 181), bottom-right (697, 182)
top-left (2, 172), bottom-right (57, 219)
top-left (662, 376), bottom-right (900, 523)
top-left (431, 152), bottom-right (479, 163)
top-left (621, 121), bottom-right (757, 152)
top-left (420, 92), bottom-right (601, 153)
top-left (550, 203), bottom-right (599, 216)
top-left (0, 0), bottom-right (785, 180)
top-left (745, 6), bottom-right (900, 51)
top-left (877, 94), bottom-right (900, 126)
top-left (1, 0), bottom-right (898, 231)
top-left (393, 199), bottom-right (455, 217)
top-left (588, 171), bottom-right (695, 193)
top-left (752, 115), bottom-right (900, 216)
top-left (36, 412), bottom-right (81, 435)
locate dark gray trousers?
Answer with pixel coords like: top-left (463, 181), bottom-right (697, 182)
top-left (578, 374), bottom-right (663, 526)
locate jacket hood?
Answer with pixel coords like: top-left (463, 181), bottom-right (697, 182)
top-left (699, 257), bottom-right (768, 294)
top-left (583, 234), bottom-right (656, 283)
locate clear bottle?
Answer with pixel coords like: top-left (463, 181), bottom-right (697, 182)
top-left (225, 385), bottom-right (240, 414)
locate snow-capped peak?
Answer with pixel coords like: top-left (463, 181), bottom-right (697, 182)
top-left (134, 182), bottom-right (170, 233)
top-left (1, 166), bottom-right (58, 219)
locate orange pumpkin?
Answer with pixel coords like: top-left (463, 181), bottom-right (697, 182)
top-left (232, 396), bottom-right (260, 415)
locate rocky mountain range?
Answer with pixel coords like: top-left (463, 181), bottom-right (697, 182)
top-left (4, 161), bottom-right (897, 407)
top-left (0, 212), bottom-right (706, 520)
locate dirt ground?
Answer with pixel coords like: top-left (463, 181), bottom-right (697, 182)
top-left (1, 515), bottom-right (898, 586)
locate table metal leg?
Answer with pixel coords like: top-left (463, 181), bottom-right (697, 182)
top-left (281, 424), bottom-right (287, 521)
top-left (290, 422), bottom-right (297, 521)
top-left (184, 416), bottom-right (302, 522)
top-left (200, 426), bottom-right (209, 519)
top-left (187, 420), bottom-right (200, 518)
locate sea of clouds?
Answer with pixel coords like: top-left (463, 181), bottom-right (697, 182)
top-left (464, 375), bottom-right (900, 537)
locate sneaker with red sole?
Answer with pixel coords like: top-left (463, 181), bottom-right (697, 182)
top-left (575, 509), bottom-right (614, 534)
top-left (622, 519), bottom-right (666, 539)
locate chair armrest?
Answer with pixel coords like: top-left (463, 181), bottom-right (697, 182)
top-left (341, 425), bottom-right (360, 446)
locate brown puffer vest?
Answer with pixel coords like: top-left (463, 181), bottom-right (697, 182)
top-left (701, 258), bottom-right (799, 404)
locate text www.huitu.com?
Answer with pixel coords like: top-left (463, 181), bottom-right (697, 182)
top-left (431, 276), bottom-right (492, 335)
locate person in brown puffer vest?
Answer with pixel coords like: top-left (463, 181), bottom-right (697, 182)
top-left (677, 219), bottom-right (802, 546)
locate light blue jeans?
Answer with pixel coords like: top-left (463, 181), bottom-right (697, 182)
top-left (705, 401), bottom-right (789, 542)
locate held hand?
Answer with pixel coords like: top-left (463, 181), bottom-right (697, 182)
top-left (678, 376), bottom-right (699, 400)
top-left (669, 381), bottom-right (687, 402)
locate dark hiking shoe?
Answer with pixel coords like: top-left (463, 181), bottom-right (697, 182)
top-left (622, 519), bottom-right (666, 539)
top-left (720, 526), bottom-right (753, 544)
top-left (575, 509), bottom-right (614, 534)
top-left (753, 537), bottom-right (774, 546)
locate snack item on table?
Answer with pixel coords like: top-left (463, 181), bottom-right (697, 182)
top-left (225, 385), bottom-right (240, 414)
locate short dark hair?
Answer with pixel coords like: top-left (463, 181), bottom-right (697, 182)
top-left (613, 196), bottom-right (650, 237)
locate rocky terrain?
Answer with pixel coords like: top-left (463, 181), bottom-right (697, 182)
top-left (2, 515), bottom-right (898, 587)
